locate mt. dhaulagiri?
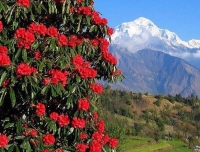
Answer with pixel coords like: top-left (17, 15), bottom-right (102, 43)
top-left (111, 17), bottom-right (200, 69)
top-left (109, 17), bottom-right (200, 97)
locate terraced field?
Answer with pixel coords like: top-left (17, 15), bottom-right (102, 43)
top-left (119, 136), bottom-right (194, 152)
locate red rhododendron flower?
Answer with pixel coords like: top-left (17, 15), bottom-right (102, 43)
top-left (78, 98), bottom-right (90, 111)
top-left (17, 0), bottom-right (30, 8)
top-left (78, 6), bottom-right (92, 15)
top-left (2, 79), bottom-right (10, 88)
top-left (48, 69), bottom-right (68, 86)
top-left (102, 51), bottom-right (117, 65)
top-left (89, 83), bottom-right (103, 94)
top-left (92, 131), bottom-right (102, 141)
top-left (43, 77), bottom-right (51, 85)
top-left (0, 46), bottom-right (8, 54)
top-left (108, 138), bottom-right (118, 148)
top-left (89, 140), bottom-right (102, 152)
top-left (99, 38), bottom-right (109, 52)
top-left (29, 23), bottom-right (47, 36)
top-left (90, 39), bottom-right (99, 47)
top-left (107, 27), bottom-right (114, 36)
top-left (79, 132), bottom-right (88, 139)
top-left (112, 70), bottom-right (122, 76)
top-left (57, 114), bottom-right (70, 127)
top-left (0, 54), bottom-right (11, 66)
top-left (50, 112), bottom-right (59, 121)
top-left (72, 54), bottom-right (84, 67)
top-left (102, 134), bottom-right (110, 145)
top-left (35, 103), bottom-right (46, 116)
top-left (34, 51), bottom-right (41, 60)
top-left (57, 34), bottom-right (68, 46)
top-left (0, 21), bottom-right (3, 32)
top-left (68, 35), bottom-right (78, 48)
top-left (77, 0), bottom-right (83, 4)
top-left (42, 134), bottom-right (55, 145)
top-left (16, 63), bottom-right (37, 76)
top-left (91, 11), bottom-right (108, 26)
top-left (47, 26), bottom-right (58, 37)
top-left (77, 67), bottom-right (97, 79)
top-left (93, 112), bottom-right (99, 119)
top-left (75, 143), bottom-right (89, 152)
top-left (72, 117), bottom-right (86, 129)
top-left (0, 134), bottom-right (9, 148)
top-left (53, 149), bottom-right (63, 152)
top-left (42, 150), bottom-right (50, 152)
top-left (15, 28), bottom-right (35, 49)
top-left (29, 129), bottom-right (38, 137)
top-left (97, 120), bottom-right (105, 133)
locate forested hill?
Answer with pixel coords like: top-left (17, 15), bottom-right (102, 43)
top-left (99, 86), bottom-right (200, 147)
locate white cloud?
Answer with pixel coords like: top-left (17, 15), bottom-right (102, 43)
top-left (193, 50), bottom-right (200, 58)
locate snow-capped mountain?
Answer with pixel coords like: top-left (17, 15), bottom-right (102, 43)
top-left (107, 17), bottom-right (200, 96)
top-left (111, 17), bottom-right (200, 64)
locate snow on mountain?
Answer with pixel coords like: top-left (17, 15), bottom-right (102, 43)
top-left (111, 17), bottom-right (200, 54)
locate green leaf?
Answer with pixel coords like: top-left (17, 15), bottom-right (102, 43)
top-left (9, 88), bottom-right (16, 107)
top-left (20, 141), bottom-right (31, 151)
top-left (16, 120), bottom-right (22, 134)
top-left (0, 88), bottom-right (7, 106)
top-left (14, 136), bottom-right (25, 140)
top-left (51, 86), bottom-right (57, 97)
top-left (41, 85), bottom-right (49, 95)
top-left (62, 1), bottom-right (66, 14)
top-left (0, 71), bottom-right (7, 86)
top-left (14, 49), bottom-right (22, 59)
top-left (8, 145), bottom-right (14, 152)
top-left (50, 38), bottom-right (56, 50)
top-left (4, 122), bottom-right (14, 129)
top-left (86, 16), bottom-right (91, 25)
top-left (47, 121), bottom-right (57, 134)
top-left (66, 1), bottom-right (71, 13)
top-left (22, 49), bottom-right (27, 62)
top-left (15, 146), bottom-right (20, 152)
top-left (76, 16), bottom-right (82, 32)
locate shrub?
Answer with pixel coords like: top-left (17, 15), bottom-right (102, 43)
top-left (0, 0), bottom-right (123, 151)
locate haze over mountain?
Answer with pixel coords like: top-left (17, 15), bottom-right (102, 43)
top-left (111, 17), bottom-right (200, 69)
top-left (108, 17), bottom-right (200, 97)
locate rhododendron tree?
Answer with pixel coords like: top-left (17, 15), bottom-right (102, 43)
top-left (0, 0), bottom-right (123, 151)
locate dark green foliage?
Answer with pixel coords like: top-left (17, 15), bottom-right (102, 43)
top-left (154, 99), bottom-right (161, 107)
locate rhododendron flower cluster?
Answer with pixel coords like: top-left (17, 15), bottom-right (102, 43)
top-left (15, 28), bottom-right (35, 49)
top-left (16, 63), bottom-right (37, 76)
top-left (42, 134), bottom-right (55, 145)
top-left (35, 103), bottom-right (46, 116)
top-left (72, 117), bottom-right (86, 129)
top-left (73, 54), bottom-right (97, 79)
top-left (17, 0), bottom-right (30, 8)
top-left (0, 134), bottom-right (9, 148)
top-left (29, 23), bottom-right (47, 36)
top-left (89, 83), bottom-right (104, 94)
top-left (48, 69), bottom-right (68, 86)
top-left (0, 46), bottom-right (11, 67)
top-left (78, 98), bottom-right (90, 111)
top-left (57, 114), bottom-right (70, 127)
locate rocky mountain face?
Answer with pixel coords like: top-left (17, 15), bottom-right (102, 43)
top-left (109, 48), bottom-right (200, 97)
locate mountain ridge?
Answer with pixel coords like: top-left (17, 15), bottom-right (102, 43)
top-left (112, 17), bottom-right (200, 50)
top-left (109, 48), bottom-right (200, 97)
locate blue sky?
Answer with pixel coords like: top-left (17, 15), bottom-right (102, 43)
top-left (94, 0), bottom-right (200, 41)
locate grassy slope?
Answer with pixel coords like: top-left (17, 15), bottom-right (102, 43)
top-left (119, 137), bottom-right (194, 152)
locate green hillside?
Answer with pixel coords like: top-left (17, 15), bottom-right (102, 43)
top-left (99, 86), bottom-right (200, 151)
